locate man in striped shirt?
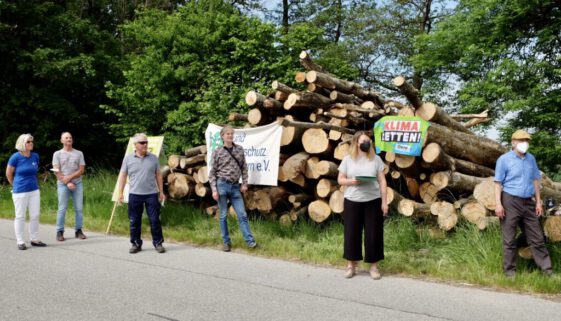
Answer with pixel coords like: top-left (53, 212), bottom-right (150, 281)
top-left (209, 125), bottom-right (257, 252)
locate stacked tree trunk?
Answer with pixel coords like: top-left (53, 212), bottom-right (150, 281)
top-left (163, 50), bottom-right (561, 238)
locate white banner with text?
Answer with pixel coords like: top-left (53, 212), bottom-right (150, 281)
top-left (205, 122), bottom-right (282, 186)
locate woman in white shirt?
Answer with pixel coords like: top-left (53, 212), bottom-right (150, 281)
top-left (338, 131), bottom-right (388, 279)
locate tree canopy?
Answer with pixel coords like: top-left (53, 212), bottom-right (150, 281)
top-left (1, 0), bottom-right (560, 177)
top-left (413, 0), bottom-right (561, 175)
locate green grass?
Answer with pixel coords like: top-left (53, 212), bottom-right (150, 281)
top-left (1, 170), bottom-right (560, 296)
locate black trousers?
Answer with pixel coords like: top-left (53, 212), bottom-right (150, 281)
top-left (343, 198), bottom-right (384, 263)
top-left (500, 192), bottom-right (552, 273)
top-left (128, 193), bottom-right (164, 247)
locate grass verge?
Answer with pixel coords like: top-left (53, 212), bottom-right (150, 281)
top-left (1, 169), bottom-right (560, 296)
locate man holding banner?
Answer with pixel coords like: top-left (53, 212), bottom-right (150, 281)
top-left (209, 125), bottom-right (258, 252)
top-left (117, 133), bottom-right (166, 254)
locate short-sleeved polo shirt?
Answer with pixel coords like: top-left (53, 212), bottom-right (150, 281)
top-left (120, 152), bottom-right (160, 195)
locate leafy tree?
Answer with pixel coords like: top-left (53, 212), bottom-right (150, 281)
top-left (102, 0), bottom-right (327, 153)
top-left (0, 0), bottom-right (123, 169)
top-left (413, 0), bottom-right (561, 175)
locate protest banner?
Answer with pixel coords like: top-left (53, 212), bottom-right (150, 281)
top-left (205, 122), bottom-right (283, 186)
top-left (373, 116), bottom-right (430, 156)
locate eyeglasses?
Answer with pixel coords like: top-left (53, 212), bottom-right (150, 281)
top-left (136, 141), bottom-right (148, 145)
top-left (26, 141), bottom-right (34, 144)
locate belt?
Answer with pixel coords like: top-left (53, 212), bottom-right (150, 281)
top-left (218, 178), bottom-right (239, 185)
top-left (503, 192), bottom-right (533, 201)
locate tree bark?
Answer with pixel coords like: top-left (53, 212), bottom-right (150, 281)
top-left (421, 142), bottom-right (495, 177)
top-left (299, 51), bottom-right (335, 76)
top-left (272, 80), bottom-right (297, 94)
top-left (228, 113), bottom-right (248, 122)
top-left (426, 123), bottom-right (507, 168)
top-left (430, 171), bottom-right (486, 193)
top-left (416, 102), bottom-right (474, 135)
top-left (393, 76), bottom-right (422, 109)
top-left (329, 90), bottom-right (363, 105)
top-left (180, 154), bottom-right (206, 169)
top-left (281, 118), bottom-right (355, 134)
top-left (184, 145), bottom-right (207, 158)
top-left (282, 152), bottom-right (310, 180)
top-left (284, 92), bottom-right (332, 110)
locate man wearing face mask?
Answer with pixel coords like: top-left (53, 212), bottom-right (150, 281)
top-left (494, 130), bottom-right (553, 278)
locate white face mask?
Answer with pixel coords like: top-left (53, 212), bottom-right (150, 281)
top-left (515, 141), bottom-right (529, 154)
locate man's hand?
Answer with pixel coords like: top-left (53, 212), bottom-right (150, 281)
top-left (212, 192), bottom-right (219, 201)
top-left (240, 184), bottom-right (248, 193)
top-left (536, 202), bottom-right (543, 217)
top-left (159, 192), bottom-right (166, 202)
top-left (118, 194), bottom-right (124, 205)
top-left (495, 204), bottom-right (505, 219)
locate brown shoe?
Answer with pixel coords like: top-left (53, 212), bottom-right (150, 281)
top-left (222, 243), bottom-right (231, 252)
top-left (56, 231), bottom-right (65, 242)
top-left (75, 229), bottom-right (87, 240)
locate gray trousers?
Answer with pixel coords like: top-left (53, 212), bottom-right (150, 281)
top-left (500, 192), bottom-right (552, 273)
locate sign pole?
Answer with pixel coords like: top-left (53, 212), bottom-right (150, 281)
top-left (106, 201), bottom-right (118, 234)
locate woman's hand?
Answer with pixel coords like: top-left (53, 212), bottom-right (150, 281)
top-left (382, 203), bottom-right (389, 216)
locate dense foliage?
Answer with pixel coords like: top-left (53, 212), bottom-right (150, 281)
top-left (1, 0), bottom-right (560, 177)
top-left (413, 0), bottom-right (561, 175)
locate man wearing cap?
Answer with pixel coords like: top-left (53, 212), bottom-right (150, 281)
top-left (494, 129), bottom-right (553, 277)
top-left (117, 133), bottom-right (166, 254)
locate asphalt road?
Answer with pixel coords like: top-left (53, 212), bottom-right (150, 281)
top-left (1, 219), bottom-right (560, 321)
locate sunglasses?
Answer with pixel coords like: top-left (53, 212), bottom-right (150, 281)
top-left (136, 141), bottom-right (148, 145)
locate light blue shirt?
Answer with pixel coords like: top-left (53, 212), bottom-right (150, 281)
top-left (494, 150), bottom-right (541, 198)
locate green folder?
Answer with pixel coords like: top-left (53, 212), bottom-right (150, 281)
top-left (355, 176), bottom-right (377, 182)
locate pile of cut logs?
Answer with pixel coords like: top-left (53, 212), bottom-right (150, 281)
top-left (163, 51), bottom-right (561, 242)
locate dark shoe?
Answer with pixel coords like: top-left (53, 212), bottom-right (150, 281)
top-left (30, 241), bottom-right (47, 247)
top-left (155, 244), bottom-right (166, 253)
top-left (248, 242), bottom-right (258, 249)
top-left (222, 243), bottom-right (231, 252)
top-left (56, 231), bottom-right (65, 242)
top-left (75, 229), bottom-right (87, 240)
top-left (18, 243), bottom-right (27, 250)
top-left (129, 244), bottom-right (142, 254)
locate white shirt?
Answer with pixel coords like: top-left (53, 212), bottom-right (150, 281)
top-left (338, 154), bottom-right (385, 202)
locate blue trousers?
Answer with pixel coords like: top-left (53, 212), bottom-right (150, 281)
top-left (128, 193), bottom-right (164, 247)
top-left (217, 179), bottom-right (255, 246)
